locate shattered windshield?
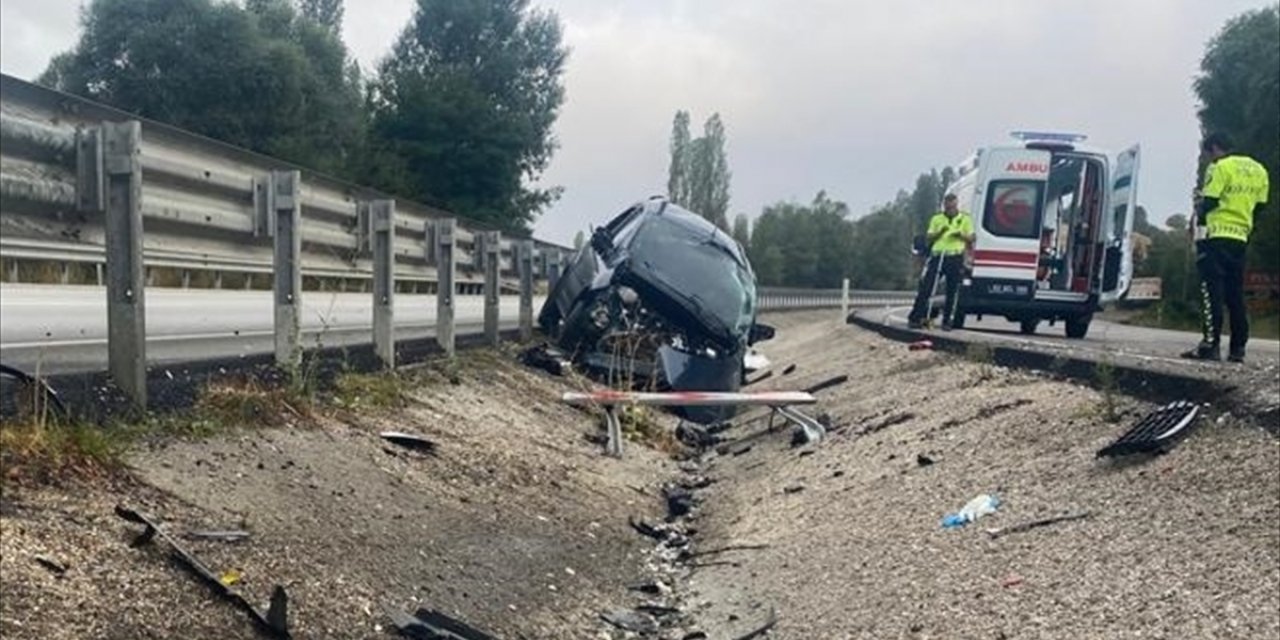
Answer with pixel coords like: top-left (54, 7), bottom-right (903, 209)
top-left (627, 213), bottom-right (757, 339)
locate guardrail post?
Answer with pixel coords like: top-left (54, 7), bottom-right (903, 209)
top-left (435, 219), bottom-right (456, 357)
top-left (548, 250), bottom-right (562, 291)
top-left (518, 240), bottom-right (534, 341)
top-left (841, 278), bottom-right (850, 318)
top-left (484, 231), bottom-right (501, 346)
top-left (371, 199), bottom-right (395, 368)
top-left (271, 170), bottom-right (302, 371)
top-left (103, 121), bottom-right (147, 410)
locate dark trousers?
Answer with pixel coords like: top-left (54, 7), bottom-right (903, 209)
top-left (909, 254), bottom-right (964, 325)
top-left (1195, 238), bottom-right (1248, 352)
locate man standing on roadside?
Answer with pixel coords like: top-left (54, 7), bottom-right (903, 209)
top-left (908, 193), bottom-right (974, 330)
top-left (1182, 132), bottom-right (1270, 363)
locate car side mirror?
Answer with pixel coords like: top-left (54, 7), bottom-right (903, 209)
top-left (749, 323), bottom-right (776, 344)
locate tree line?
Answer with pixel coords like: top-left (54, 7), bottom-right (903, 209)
top-left (39, 0), bottom-right (567, 232)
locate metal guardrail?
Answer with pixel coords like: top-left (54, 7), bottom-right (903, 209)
top-left (0, 73), bottom-right (574, 408)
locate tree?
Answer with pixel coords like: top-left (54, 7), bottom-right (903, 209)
top-left (366, 0), bottom-right (568, 231)
top-left (748, 192), bottom-right (854, 288)
top-left (1194, 3), bottom-right (1280, 272)
top-left (299, 0), bottom-right (343, 31)
top-left (667, 111), bottom-right (692, 207)
top-left (731, 213), bottom-right (751, 251)
top-left (666, 111), bottom-right (731, 230)
top-left (41, 0), bottom-right (365, 178)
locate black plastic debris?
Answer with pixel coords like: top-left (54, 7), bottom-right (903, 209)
top-left (663, 485), bottom-right (695, 520)
top-left (743, 370), bottom-right (774, 387)
top-left (782, 364), bottom-right (797, 375)
top-left (34, 555), bottom-right (67, 576)
top-left (114, 505), bottom-right (289, 639)
top-left (803, 375), bottom-right (848, 395)
top-left (519, 344), bottom-right (571, 376)
top-left (0, 363), bottom-right (68, 419)
top-left (385, 604), bottom-right (501, 640)
top-left (380, 431), bottom-right (438, 455)
top-left (916, 454), bottom-right (935, 467)
top-left (675, 422), bottom-right (718, 448)
top-left (1097, 401), bottom-right (1201, 458)
top-left (601, 609), bottom-right (659, 634)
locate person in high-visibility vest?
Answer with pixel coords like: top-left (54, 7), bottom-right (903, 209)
top-left (908, 194), bottom-right (974, 330)
top-left (1182, 132), bottom-right (1270, 363)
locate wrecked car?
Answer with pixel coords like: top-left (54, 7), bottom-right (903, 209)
top-left (538, 197), bottom-right (773, 423)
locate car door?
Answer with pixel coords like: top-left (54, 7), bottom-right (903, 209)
top-left (969, 147), bottom-right (1051, 300)
top-left (1100, 144), bottom-right (1140, 302)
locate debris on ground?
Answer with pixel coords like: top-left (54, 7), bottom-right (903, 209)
top-left (908, 339), bottom-right (934, 351)
top-left (985, 512), bottom-right (1092, 539)
top-left (941, 494), bottom-right (1001, 529)
top-left (379, 431), bottom-right (438, 455)
top-left (916, 453), bottom-right (935, 466)
top-left (1097, 400), bottom-right (1201, 458)
top-left (600, 608), bottom-right (660, 634)
top-left (114, 505), bottom-right (290, 639)
top-left (731, 608), bottom-right (778, 640)
top-left (34, 555), bottom-right (67, 576)
top-left (1001, 575), bottom-right (1025, 588)
top-left (855, 412), bottom-right (916, 436)
top-left (519, 344), bottom-right (571, 377)
top-left (803, 375), bottom-right (849, 395)
top-left (384, 604), bottom-right (501, 640)
top-left (782, 364), bottom-right (797, 375)
top-left (183, 530), bottom-right (251, 543)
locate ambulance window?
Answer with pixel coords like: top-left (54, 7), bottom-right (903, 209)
top-left (983, 181), bottom-right (1044, 239)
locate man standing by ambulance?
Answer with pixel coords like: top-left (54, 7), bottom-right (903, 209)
top-left (908, 194), bottom-right (974, 330)
top-left (1182, 132), bottom-right (1270, 363)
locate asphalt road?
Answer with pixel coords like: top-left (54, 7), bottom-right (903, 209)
top-left (0, 284), bottom-right (543, 374)
top-left (856, 305), bottom-right (1280, 372)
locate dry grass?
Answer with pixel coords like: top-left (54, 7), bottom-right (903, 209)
top-left (330, 370), bottom-right (410, 411)
top-left (0, 419), bottom-right (126, 485)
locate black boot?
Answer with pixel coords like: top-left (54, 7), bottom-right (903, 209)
top-left (1181, 342), bottom-right (1220, 361)
top-left (1227, 348), bottom-right (1245, 363)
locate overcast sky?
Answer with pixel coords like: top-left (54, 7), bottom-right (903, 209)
top-left (1, 0), bottom-right (1269, 244)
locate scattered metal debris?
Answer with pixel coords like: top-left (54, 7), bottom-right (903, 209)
top-left (916, 454), bottom-right (935, 467)
top-left (380, 432), bottom-right (438, 455)
top-left (184, 530), bottom-right (251, 543)
top-left (114, 505), bottom-right (290, 639)
top-left (636, 604), bottom-right (681, 617)
top-left (663, 485), bottom-right (695, 520)
top-left (802, 375), bottom-right (848, 395)
top-left (601, 609), bottom-right (659, 634)
top-left (731, 608), bottom-right (778, 640)
top-left (1097, 401), bottom-right (1201, 458)
top-left (384, 604), bottom-right (501, 640)
top-left (744, 370), bottom-right (774, 387)
top-left (779, 405), bottom-right (826, 446)
top-left (986, 512), bottom-right (1092, 539)
top-left (34, 555), bottom-right (67, 576)
top-left (783, 485), bottom-right (805, 495)
top-left (782, 364), bottom-right (797, 375)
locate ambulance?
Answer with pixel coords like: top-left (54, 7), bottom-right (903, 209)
top-left (947, 132), bottom-right (1140, 339)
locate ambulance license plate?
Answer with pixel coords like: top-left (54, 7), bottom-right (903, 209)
top-left (985, 282), bottom-right (1031, 297)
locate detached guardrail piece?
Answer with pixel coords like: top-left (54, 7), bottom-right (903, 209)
top-left (114, 505), bottom-right (290, 639)
top-left (383, 603), bottom-right (500, 640)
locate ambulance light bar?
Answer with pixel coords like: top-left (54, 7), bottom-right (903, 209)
top-left (1010, 131), bottom-right (1088, 144)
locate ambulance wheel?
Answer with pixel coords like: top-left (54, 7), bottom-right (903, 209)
top-left (1019, 318), bottom-right (1039, 335)
top-left (1064, 314), bottom-right (1092, 339)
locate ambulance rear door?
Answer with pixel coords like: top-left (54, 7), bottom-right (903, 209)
top-left (970, 147), bottom-right (1051, 301)
top-left (1100, 144), bottom-right (1140, 303)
